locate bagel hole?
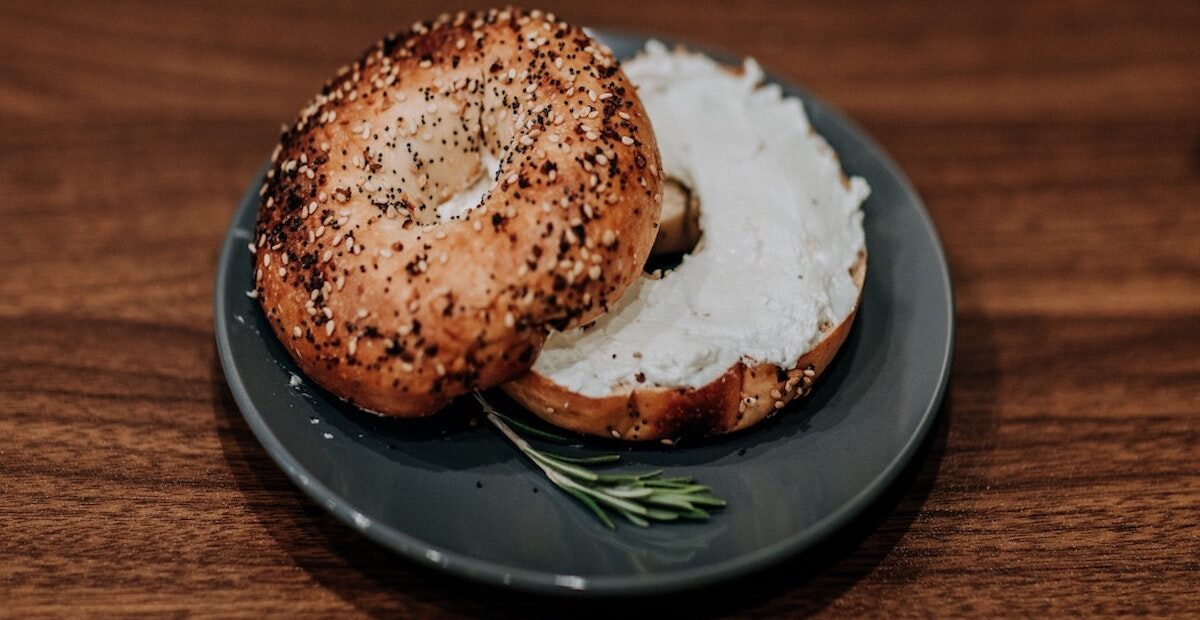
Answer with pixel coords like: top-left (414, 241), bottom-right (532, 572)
top-left (432, 149), bottom-right (502, 223)
top-left (645, 177), bottom-right (702, 273)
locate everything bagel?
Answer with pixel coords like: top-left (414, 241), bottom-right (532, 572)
top-left (254, 8), bottom-right (663, 416)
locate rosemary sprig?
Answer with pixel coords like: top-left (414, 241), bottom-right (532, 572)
top-left (474, 393), bottom-right (726, 529)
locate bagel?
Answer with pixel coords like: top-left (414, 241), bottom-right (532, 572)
top-left (502, 43), bottom-right (868, 440)
top-left (254, 8), bottom-right (663, 417)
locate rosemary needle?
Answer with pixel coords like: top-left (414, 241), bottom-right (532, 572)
top-left (474, 392), bottom-right (727, 529)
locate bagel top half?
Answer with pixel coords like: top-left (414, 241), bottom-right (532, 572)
top-left (254, 8), bottom-right (664, 416)
top-left (503, 43), bottom-right (868, 441)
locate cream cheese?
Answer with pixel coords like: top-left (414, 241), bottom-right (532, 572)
top-left (531, 42), bottom-right (869, 397)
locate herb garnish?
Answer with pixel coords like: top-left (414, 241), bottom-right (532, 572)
top-left (475, 393), bottom-right (726, 529)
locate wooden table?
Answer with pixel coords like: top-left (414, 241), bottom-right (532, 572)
top-left (3, 0), bottom-right (1198, 616)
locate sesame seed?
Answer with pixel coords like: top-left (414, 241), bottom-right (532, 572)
top-left (348, 337), bottom-right (358, 355)
top-left (293, 326), bottom-right (302, 338)
top-left (504, 312), bottom-right (515, 327)
top-left (610, 429), bottom-right (620, 439)
top-left (621, 136), bottom-right (635, 145)
top-left (325, 321), bottom-right (336, 337)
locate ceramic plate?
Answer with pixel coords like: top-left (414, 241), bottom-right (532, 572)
top-left (214, 30), bottom-right (953, 597)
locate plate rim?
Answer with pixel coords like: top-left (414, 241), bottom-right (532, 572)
top-left (213, 29), bottom-right (954, 597)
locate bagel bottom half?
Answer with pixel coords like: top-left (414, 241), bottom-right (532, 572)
top-left (501, 42), bottom-right (869, 441)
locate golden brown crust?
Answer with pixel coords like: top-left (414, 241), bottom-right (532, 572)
top-left (254, 8), bottom-right (663, 417)
top-left (501, 251), bottom-right (865, 440)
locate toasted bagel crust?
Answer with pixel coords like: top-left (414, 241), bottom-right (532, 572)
top-left (255, 8), bottom-right (663, 416)
top-left (502, 253), bottom-right (864, 440)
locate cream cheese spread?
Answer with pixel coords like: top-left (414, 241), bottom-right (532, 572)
top-left (530, 42), bottom-right (869, 397)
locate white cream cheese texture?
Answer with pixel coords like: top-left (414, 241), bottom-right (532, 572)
top-left (532, 42), bottom-right (869, 396)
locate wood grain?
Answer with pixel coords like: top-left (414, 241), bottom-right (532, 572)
top-left (2, 0), bottom-right (1198, 616)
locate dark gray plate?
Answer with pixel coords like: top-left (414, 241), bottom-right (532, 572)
top-left (213, 30), bottom-right (953, 597)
